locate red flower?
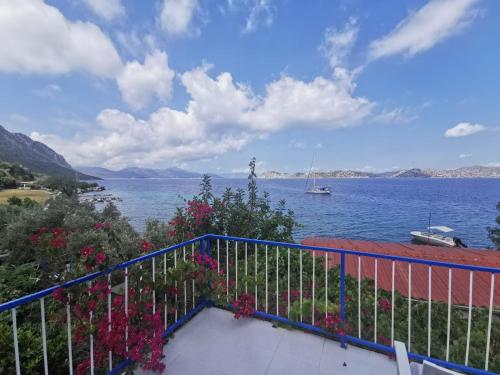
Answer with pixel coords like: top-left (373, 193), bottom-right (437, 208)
top-left (53, 287), bottom-right (67, 303)
top-left (51, 227), bottom-right (64, 237)
top-left (51, 236), bottom-right (66, 249)
top-left (187, 200), bottom-right (213, 226)
top-left (30, 233), bottom-right (39, 245)
top-left (232, 294), bottom-right (255, 319)
top-left (379, 298), bottom-right (391, 313)
top-left (141, 240), bottom-right (153, 253)
top-left (96, 252), bottom-right (106, 265)
top-left (80, 246), bottom-right (95, 257)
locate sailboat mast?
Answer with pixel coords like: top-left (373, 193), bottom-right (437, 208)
top-left (305, 154), bottom-right (315, 191)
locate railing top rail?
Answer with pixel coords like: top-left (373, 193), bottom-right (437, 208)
top-left (0, 236), bottom-right (207, 313)
top-left (2, 233), bottom-right (499, 313)
top-left (207, 234), bottom-right (500, 274)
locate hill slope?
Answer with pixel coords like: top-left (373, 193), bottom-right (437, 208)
top-left (0, 125), bottom-right (97, 179)
top-left (77, 166), bottom-right (205, 179)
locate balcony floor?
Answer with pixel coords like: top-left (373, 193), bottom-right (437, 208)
top-left (136, 307), bottom-right (396, 375)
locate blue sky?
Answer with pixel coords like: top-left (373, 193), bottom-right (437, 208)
top-left (0, 0), bottom-right (499, 173)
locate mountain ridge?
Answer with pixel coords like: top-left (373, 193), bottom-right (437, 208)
top-left (77, 166), bottom-right (215, 179)
top-left (261, 166), bottom-right (500, 179)
top-left (0, 125), bottom-right (97, 179)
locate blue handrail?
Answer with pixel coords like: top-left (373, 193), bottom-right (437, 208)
top-left (206, 234), bottom-right (500, 274)
top-left (0, 235), bottom-right (205, 313)
top-left (1, 233), bottom-right (498, 375)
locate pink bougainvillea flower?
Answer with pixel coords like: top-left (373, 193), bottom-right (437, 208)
top-left (141, 240), bottom-right (153, 253)
top-left (80, 246), bottom-right (95, 257)
top-left (51, 227), bottom-right (64, 237)
top-left (30, 233), bottom-right (39, 245)
top-left (96, 252), bottom-right (106, 265)
top-left (52, 287), bottom-right (67, 303)
top-left (51, 236), bottom-right (66, 249)
top-left (379, 298), bottom-right (391, 313)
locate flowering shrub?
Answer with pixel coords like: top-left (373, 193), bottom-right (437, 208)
top-left (52, 274), bottom-right (166, 374)
top-left (232, 294), bottom-right (256, 319)
top-left (29, 226), bottom-right (68, 281)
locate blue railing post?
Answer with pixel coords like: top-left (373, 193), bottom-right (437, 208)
top-left (205, 237), bottom-right (211, 257)
top-left (200, 238), bottom-right (205, 256)
top-left (340, 252), bottom-right (347, 348)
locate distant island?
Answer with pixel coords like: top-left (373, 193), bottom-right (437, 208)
top-left (261, 166), bottom-right (500, 179)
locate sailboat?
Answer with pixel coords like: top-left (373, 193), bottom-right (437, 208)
top-left (305, 156), bottom-right (331, 195)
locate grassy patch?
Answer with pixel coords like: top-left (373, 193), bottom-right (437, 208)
top-left (0, 189), bottom-right (51, 204)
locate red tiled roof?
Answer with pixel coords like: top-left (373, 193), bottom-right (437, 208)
top-left (301, 237), bottom-right (500, 308)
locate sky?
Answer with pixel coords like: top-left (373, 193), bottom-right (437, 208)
top-left (0, 0), bottom-right (499, 174)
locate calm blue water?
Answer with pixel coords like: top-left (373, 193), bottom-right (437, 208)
top-left (94, 178), bottom-right (500, 248)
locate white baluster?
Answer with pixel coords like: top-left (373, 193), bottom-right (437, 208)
top-left (41, 297), bottom-right (49, 375)
top-left (12, 308), bottom-right (21, 375)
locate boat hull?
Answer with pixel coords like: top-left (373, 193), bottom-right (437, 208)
top-left (306, 190), bottom-right (331, 195)
top-left (410, 231), bottom-right (456, 247)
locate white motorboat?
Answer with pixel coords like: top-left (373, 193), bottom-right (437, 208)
top-left (411, 226), bottom-right (467, 248)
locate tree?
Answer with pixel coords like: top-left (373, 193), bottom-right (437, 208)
top-left (488, 202), bottom-right (500, 249)
top-left (165, 159), bottom-right (298, 243)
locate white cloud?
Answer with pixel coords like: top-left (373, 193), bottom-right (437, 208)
top-left (33, 83), bottom-right (62, 98)
top-left (243, 0), bottom-right (274, 33)
top-left (369, 0), bottom-right (479, 60)
top-left (31, 107), bottom-right (252, 169)
top-left (82, 0), bottom-right (125, 21)
top-left (459, 153), bottom-right (472, 159)
top-left (35, 64), bottom-right (375, 168)
top-left (0, 0), bottom-right (122, 77)
top-left (116, 50), bottom-right (175, 110)
top-left (445, 122), bottom-right (486, 137)
top-left (320, 17), bottom-right (359, 69)
top-left (245, 70), bottom-right (373, 131)
top-left (487, 162), bottom-right (500, 167)
top-left (160, 0), bottom-right (199, 35)
top-left (289, 140), bottom-right (305, 149)
top-left (116, 31), bottom-right (157, 57)
top-left (373, 107), bottom-right (418, 124)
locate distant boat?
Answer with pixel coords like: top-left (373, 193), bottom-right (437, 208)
top-left (305, 156), bottom-right (331, 195)
top-left (411, 225), bottom-right (467, 248)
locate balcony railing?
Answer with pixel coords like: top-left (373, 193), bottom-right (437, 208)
top-left (0, 234), bottom-right (498, 374)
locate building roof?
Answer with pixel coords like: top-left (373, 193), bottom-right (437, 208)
top-left (301, 237), bottom-right (500, 308)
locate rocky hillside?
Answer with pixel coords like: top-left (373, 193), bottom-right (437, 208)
top-left (0, 125), bottom-right (96, 179)
top-left (77, 166), bottom-right (205, 179)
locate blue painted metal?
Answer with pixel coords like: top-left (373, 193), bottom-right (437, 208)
top-left (2, 233), bottom-right (499, 375)
top-left (207, 234), bottom-right (500, 274)
top-left (106, 358), bottom-right (133, 375)
top-left (162, 301), bottom-right (206, 338)
top-left (106, 302), bottom-right (207, 375)
top-left (206, 238), bottom-right (211, 257)
top-left (227, 305), bottom-right (496, 375)
top-left (0, 236), bottom-right (208, 313)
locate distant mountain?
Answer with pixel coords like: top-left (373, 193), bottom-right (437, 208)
top-left (261, 166), bottom-right (500, 179)
top-left (391, 168), bottom-right (430, 178)
top-left (0, 125), bottom-right (97, 179)
top-left (77, 166), bottom-right (213, 179)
